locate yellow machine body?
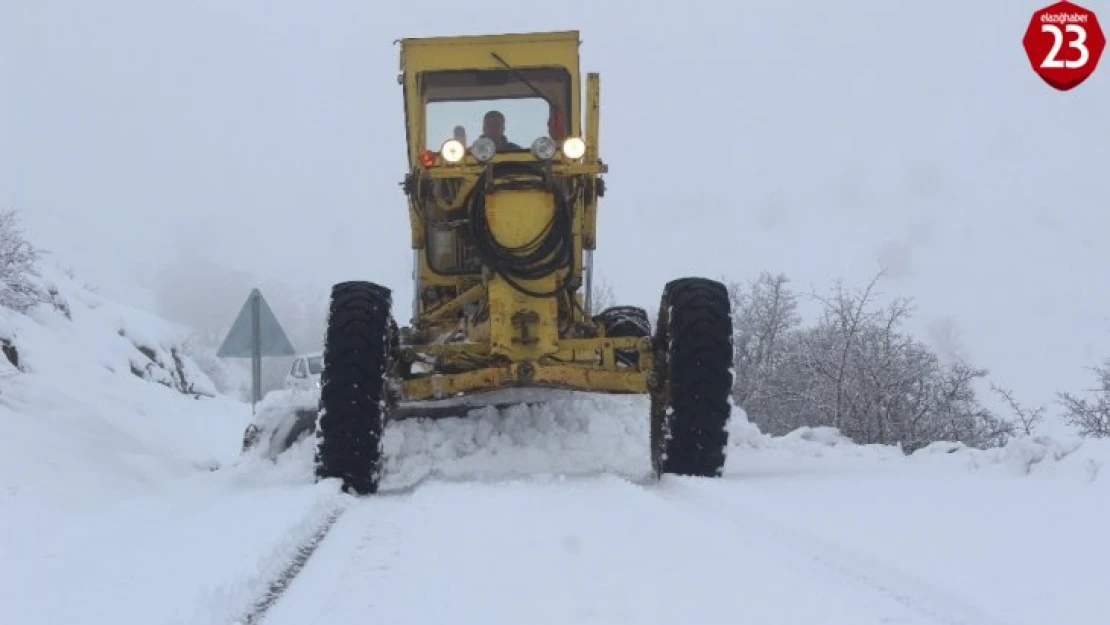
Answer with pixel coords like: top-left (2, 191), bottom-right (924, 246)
top-left (391, 30), bottom-right (650, 411)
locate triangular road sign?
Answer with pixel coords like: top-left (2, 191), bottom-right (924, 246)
top-left (217, 288), bottom-right (297, 358)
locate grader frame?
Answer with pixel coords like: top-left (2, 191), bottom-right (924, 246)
top-left (312, 30), bottom-right (734, 495)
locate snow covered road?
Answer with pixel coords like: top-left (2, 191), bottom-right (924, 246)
top-left (233, 410), bottom-right (1108, 625)
top-left (7, 413), bottom-right (1108, 625)
top-left (3, 468), bottom-right (347, 625)
top-left (254, 474), bottom-right (1000, 625)
top-left (7, 385), bottom-right (1107, 625)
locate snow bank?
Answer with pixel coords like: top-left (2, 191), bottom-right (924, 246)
top-left (254, 385), bottom-right (1109, 491)
top-left (0, 261), bottom-right (357, 625)
top-left (243, 387), bottom-right (321, 459)
top-left (909, 434), bottom-right (1108, 484)
top-left (0, 261), bottom-right (252, 539)
top-left (721, 407), bottom-right (1108, 486)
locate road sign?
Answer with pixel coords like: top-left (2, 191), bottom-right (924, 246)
top-left (1023, 1), bottom-right (1105, 91)
top-left (217, 288), bottom-right (296, 409)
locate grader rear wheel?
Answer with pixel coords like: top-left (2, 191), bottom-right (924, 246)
top-left (649, 278), bottom-right (733, 478)
top-left (594, 305), bottom-right (651, 367)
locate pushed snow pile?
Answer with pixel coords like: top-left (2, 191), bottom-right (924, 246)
top-left (910, 434), bottom-right (1109, 484)
top-left (248, 386), bottom-right (1109, 491)
top-left (382, 393), bottom-right (655, 489)
top-left (721, 413), bottom-right (1107, 485)
top-left (241, 389), bottom-right (658, 490)
top-left (0, 263), bottom-right (250, 527)
top-left (242, 387), bottom-right (320, 460)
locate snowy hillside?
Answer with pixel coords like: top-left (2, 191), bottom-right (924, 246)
top-left (2, 259), bottom-right (1108, 625)
top-left (0, 260), bottom-right (262, 620)
top-left (0, 261), bottom-right (249, 500)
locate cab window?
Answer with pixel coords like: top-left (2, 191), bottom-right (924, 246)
top-left (422, 67), bottom-right (571, 152)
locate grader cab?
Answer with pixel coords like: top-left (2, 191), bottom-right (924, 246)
top-left (313, 30), bottom-right (734, 495)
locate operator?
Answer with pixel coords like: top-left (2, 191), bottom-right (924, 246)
top-left (480, 110), bottom-right (522, 150)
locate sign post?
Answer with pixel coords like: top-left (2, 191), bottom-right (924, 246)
top-left (217, 288), bottom-right (296, 412)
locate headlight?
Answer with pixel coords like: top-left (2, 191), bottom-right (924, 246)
top-left (440, 138), bottom-right (465, 163)
top-left (562, 136), bottom-right (586, 160)
top-left (531, 136), bottom-right (557, 160)
top-left (471, 136), bottom-right (496, 162)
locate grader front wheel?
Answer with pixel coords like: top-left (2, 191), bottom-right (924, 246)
top-left (314, 281), bottom-right (393, 495)
top-left (649, 278), bottom-right (733, 478)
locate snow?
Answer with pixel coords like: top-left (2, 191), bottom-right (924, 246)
top-left (258, 412), bottom-right (1110, 625)
top-left (0, 264), bottom-right (242, 510)
top-left (2, 262), bottom-right (1108, 624)
top-left (0, 263), bottom-right (345, 625)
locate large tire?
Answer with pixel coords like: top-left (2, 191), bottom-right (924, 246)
top-left (594, 306), bottom-right (651, 367)
top-left (314, 281), bottom-right (393, 495)
top-left (650, 278), bottom-right (733, 477)
top-left (595, 305), bottom-right (651, 338)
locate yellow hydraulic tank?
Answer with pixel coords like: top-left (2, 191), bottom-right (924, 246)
top-left (483, 188), bottom-right (561, 361)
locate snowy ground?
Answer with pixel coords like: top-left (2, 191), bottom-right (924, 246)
top-left (0, 265), bottom-right (339, 624)
top-left (2, 265), bottom-right (1108, 625)
top-left (246, 399), bottom-right (1108, 625)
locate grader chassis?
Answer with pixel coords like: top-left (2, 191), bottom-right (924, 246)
top-left (313, 30), bottom-right (733, 495)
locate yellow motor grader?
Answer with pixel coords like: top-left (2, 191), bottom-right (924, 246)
top-left (313, 30), bottom-right (733, 494)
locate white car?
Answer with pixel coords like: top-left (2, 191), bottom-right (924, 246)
top-left (284, 352), bottom-right (323, 390)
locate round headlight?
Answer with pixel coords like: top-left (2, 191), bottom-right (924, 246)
top-left (440, 138), bottom-right (465, 163)
top-left (471, 136), bottom-right (497, 162)
top-left (531, 136), bottom-right (557, 160)
top-left (562, 136), bottom-right (586, 160)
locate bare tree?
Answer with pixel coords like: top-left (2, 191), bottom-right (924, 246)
top-left (924, 361), bottom-right (1011, 450)
top-left (0, 209), bottom-right (50, 313)
top-left (990, 383), bottom-right (1044, 436)
top-left (590, 273), bottom-right (617, 313)
top-left (1057, 358), bottom-right (1110, 438)
top-left (728, 271), bottom-right (800, 408)
top-left (805, 270), bottom-right (888, 430)
top-left (729, 268), bottom-right (1005, 451)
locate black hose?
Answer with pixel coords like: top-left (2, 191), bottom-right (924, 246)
top-left (466, 164), bottom-right (576, 298)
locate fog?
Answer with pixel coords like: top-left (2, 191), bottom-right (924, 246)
top-left (3, 0), bottom-right (1108, 415)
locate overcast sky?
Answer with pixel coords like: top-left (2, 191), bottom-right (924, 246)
top-left (3, 0), bottom-right (1108, 423)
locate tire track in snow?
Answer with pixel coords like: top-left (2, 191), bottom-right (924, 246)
top-left (650, 479), bottom-right (1030, 625)
top-left (233, 502), bottom-right (347, 625)
top-left (255, 473), bottom-right (979, 625)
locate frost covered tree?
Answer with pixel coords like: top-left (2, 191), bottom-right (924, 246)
top-left (727, 271), bottom-right (800, 410)
top-left (728, 269), bottom-right (1006, 451)
top-left (1057, 358), bottom-right (1110, 438)
top-left (0, 210), bottom-right (50, 313)
top-left (589, 273), bottom-right (617, 313)
top-left (990, 383), bottom-right (1045, 436)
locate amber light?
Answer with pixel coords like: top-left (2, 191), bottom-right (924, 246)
top-left (419, 150), bottom-right (436, 167)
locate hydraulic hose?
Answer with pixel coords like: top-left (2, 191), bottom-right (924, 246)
top-left (466, 164), bottom-right (576, 298)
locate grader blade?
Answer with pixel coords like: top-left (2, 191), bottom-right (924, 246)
top-left (388, 387), bottom-right (593, 420)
